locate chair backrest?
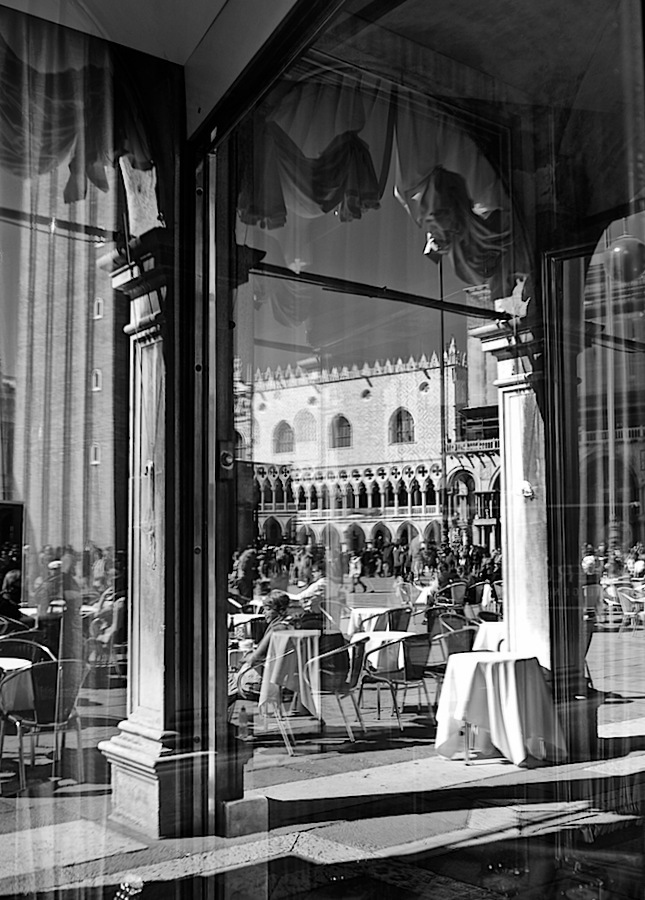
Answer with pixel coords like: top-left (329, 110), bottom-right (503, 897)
top-left (0, 637), bottom-right (56, 663)
top-left (433, 626), bottom-right (478, 660)
top-left (439, 612), bottom-right (470, 633)
top-left (29, 660), bottom-right (89, 724)
top-left (467, 582), bottom-right (488, 604)
top-left (448, 581), bottom-right (468, 604)
top-left (0, 615), bottom-right (29, 635)
top-left (248, 616), bottom-right (268, 644)
top-left (401, 634), bottom-right (432, 680)
top-left (6, 628), bottom-right (50, 646)
top-left (346, 638), bottom-right (367, 690)
top-left (387, 606), bottom-right (411, 631)
top-left (617, 588), bottom-right (638, 614)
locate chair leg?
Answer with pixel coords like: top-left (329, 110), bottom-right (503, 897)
top-left (349, 693), bottom-right (366, 733)
top-left (389, 684), bottom-right (403, 732)
top-left (74, 717), bottom-right (84, 784)
top-left (16, 723), bottom-right (26, 791)
top-left (0, 719), bottom-right (5, 772)
top-left (335, 694), bottom-right (355, 742)
top-left (272, 703), bottom-right (295, 756)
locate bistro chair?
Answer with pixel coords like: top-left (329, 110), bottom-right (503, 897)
top-left (358, 606), bottom-right (412, 633)
top-left (0, 659), bottom-right (89, 790)
top-left (616, 587), bottom-right (645, 634)
top-left (358, 633), bottom-right (434, 732)
top-left (0, 637), bottom-right (56, 664)
top-left (424, 626), bottom-right (479, 712)
top-left (2, 629), bottom-right (53, 648)
top-left (436, 581), bottom-right (468, 606)
top-left (0, 616), bottom-right (30, 636)
top-left (304, 635), bottom-right (368, 742)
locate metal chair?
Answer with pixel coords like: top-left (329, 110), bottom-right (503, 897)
top-left (358, 606), bottom-right (412, 632)
top-left (616, 587), bottom-right (645, 634)
top-left (0, 637), bottom-right (56, 664)
top-left (0, 659), bottom-right (88, 790)
top-left (358, 633), bottom-right (434, 732)
top-left (0, 615), bottom-right (30, 636)
top-left (304, 635), bottom-right (368, 742)
top-left (424, 626), bottom-right (479, 712)
top-left (435, 581), bottom-right (468, 606)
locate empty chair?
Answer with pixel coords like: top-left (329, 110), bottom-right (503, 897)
top-left (0, 637), bottom-right (56, 664)
top-left (304, 636), bottom-right (368, 742)
top-left (0, 616), bottom-right (30, 636)
top-left (439, 611), bottom-right (471, 633)
top-left (359, 633), bottom-right (434, 731)
top-left (424, 626), bottom-right (479, 711)
top-left (359, 606), bottom-right (412, 633)
top-left (0, 659), bottom-right (88, 790)
top-left (616, 588), bottom-right (645, 634)
top-left (435, 581), bottom-right (468, 606)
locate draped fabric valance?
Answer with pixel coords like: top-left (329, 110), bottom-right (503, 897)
top-left (0, 11), bottom-right (153, 204)
top-left (237, 72), bottom-right (529, 295)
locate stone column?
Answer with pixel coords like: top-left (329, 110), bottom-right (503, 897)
top-left (475, 323), bottom-right (550, 669)
top-left (97, 232), bottom-right (212, 838)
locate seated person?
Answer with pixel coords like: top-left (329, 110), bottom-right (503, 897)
top-left (0, 570), bottom-right (35, 629)
top-left (232, 590), bottom-right (293, 700)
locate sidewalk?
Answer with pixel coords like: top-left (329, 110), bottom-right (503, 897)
top-left (2, 735), bottom-right (645, 898)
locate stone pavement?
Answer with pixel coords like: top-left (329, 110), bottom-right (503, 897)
top-left (2, 580), bottom-right (645, 897)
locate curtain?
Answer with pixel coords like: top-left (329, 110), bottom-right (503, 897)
top-left (0, 10), bottom-right (153, 205)
top-left (236, 69), bottom-right (528, 299)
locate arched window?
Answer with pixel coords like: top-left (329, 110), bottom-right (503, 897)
top-left (389, 408), bottom-right (415, 444)
top-left (273, 421), bottom-right (294, 454)
top-left (330, 414), bottom-right (352, 448)
top-left (93, 296), bottom-right (104, 319)
top-left (91, 368), bottom-right (103, 392)
top-left (90, 443), bottom-right (101, 465)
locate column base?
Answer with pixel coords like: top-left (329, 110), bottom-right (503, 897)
top-left (99, 726), bottom-right (211, 839)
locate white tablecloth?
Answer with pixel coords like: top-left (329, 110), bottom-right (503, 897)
top-left (347, 607), bottom-right (390, 636)
top-left (435, 651), bottom-right (567, 766)
top-left (472, 622), bottom-right (507, 652)
top-left (353, 630), bottom-right (413, 671)
top-left (258, 630), bottom-right (320, 716)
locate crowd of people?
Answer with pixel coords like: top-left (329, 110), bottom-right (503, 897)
top-left (581, 540), bottom-right (645, 584)
top-left (229, 537), bottom-right (502, 602)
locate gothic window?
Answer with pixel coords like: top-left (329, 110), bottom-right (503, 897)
top-left (330, 414), bottom-right (352, 448)
top-left (389, 408), bottom-right (415, 444)
top-left (91, 369), bottom-right (103, 392)
top-left (273, 421), bottom-right (294, 454)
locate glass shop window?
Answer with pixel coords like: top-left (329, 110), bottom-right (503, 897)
top-left (216, 4), bottom-right (645, 869)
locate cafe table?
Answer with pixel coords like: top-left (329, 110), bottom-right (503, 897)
top-left (347, 606), bottom-right (391, 636)
top-left (435, 651), bottom-right (567, 766)
top-left (472, 621), bottom-right (507, 652)
top-left (258, 629), bottom-right (320, 716)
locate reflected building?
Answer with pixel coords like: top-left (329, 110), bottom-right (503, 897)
top-left (236, 336), bottom-right (502, 553)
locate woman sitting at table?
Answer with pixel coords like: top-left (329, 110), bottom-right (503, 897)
top-left (233, 590), bottom-right (293, 700)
